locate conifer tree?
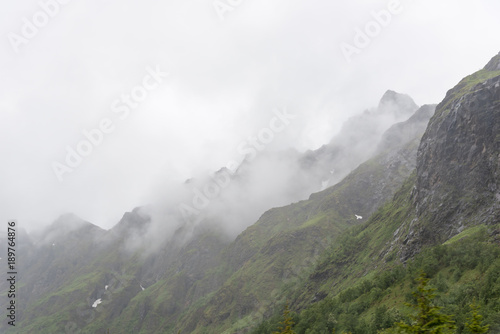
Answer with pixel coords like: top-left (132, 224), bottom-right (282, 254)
top-left (273, 302), bottom-right (296, 334)
top-left (394, 273), bottom-right (456, 333)
top-left (465, 302), bottom-right (489, 333)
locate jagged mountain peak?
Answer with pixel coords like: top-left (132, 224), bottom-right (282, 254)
top-left (484, 51), bottom-right (500, 71)
top-left (29, 213), bottom-right (105, 249)
top-left (378, 89), bottom-right (399, 103)
top-left (49, 213), bottom-right (100, 233)
top-left (335, 90), bottom-right (418, 140)
top-left (377, 89), bottom-right (418, 115)
top-left (110, 207), bottom-right (151, 236)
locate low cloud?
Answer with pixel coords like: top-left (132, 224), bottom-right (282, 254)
top-left (1, 0), bottom-right (499, 233)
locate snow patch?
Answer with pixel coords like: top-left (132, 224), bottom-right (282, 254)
top-left (355, 214), bottom-right (363, 220)
top-left (105, 285), bottom-right (108, 290)
top-left (92, 299), bottom-right (102, 308)
top-left (140, 284), bottom-right (145, 291)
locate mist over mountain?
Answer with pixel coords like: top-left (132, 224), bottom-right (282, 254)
top-left (2, 0), bottom-right (500, 231)
top-left (134, 90), bottom-right (420, 247)
top-left (1, 85), bottom-right (433, 333)
top-left (2, 1), bottom-right (500, 332)
top-left (3, 52), bottom-right (500, 334)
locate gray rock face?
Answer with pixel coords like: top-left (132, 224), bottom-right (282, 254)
top-left (484, 53), bottom-right (500, 71)
top-left (417, 76), bottom-right (500, 223)
top-left (402, 57), bottom-right (500, 257)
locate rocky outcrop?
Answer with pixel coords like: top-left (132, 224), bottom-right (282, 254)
top-left (401, 53), bottom-right (500, 258)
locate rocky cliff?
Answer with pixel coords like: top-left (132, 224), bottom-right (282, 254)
top-left (401, 53), bottom-right (500, 259)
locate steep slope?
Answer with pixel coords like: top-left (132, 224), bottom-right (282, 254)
top-left (251, 53), bottom-right (500, 334)
top-left (2, 208), bottom-right (232, 334)
top-left (170, 104), bottom-right (433, 333)
top-left (0, 214), bottom-right (108, 333)
top-left (73, 101), bottom-right (428, 334)
top-left (407, 54), bottom-right (500, 258)
top-left (2, 93), bottom-right (424, 333)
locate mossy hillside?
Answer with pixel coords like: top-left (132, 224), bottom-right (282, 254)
top-left (443, 225), bottom-right (487, 245)
top-left (107, 271), bottom-right (195, 333)
top-left (251, 220), bottom-right (500, 334)
top-left (176, 141), bottom-right (420, 333)
top-left (6, 232), bottom-right (128, 333)
top-left (85, 228), bottom-right (232, 334)
top-left (4, 98), bottom-right (426, 334)
top-left (251, 56), bottom-right (500, 333)
top-left (7, 271), bottom-right (105, 334)
top-left (296, 172), bottom-right (418, 303)
top-left (12, 237), bottom-right (149, 333)
top-left (179, 217), bottom-right (345, 334)
top-left (11, 223), bottom-right (230, 334)
top-left (247, 173), bottom-right (419, 332)
top-left (174, 201), bottom-right (340, 332)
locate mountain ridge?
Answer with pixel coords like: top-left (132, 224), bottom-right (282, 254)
top-left (6, 51), bottom-right (500, 333)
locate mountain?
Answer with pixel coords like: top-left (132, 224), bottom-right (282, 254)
top-left (174, 103), bottom-right (433, 334)
top-left (250, 53), bottom-right (500, 333)
top-left (408, 55), bottom-right (500, 257)
top-left (4, 53), bottom-right (500, 334)
top-left (0, 90), bottom-right (428, 334)
top-left (172, 90), bottom-right (419, 238)
top-left (299, 89), bottom-right (418, 190)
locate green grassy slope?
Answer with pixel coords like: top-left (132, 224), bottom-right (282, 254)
top-left (5, 108), bottom-right (426, 334)
top-left (173, 137), bottom-right (422, 334)
top-left (251, 222), bottom-right (500, 334)
top-left (249, 55), bottom-right (500, 334)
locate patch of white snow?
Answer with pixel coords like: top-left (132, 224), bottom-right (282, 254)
top-left (92, 299), bottom-right (102, 308)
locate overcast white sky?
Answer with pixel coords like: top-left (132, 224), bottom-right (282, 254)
top-left (1, 0), bottom-right (499, 231)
